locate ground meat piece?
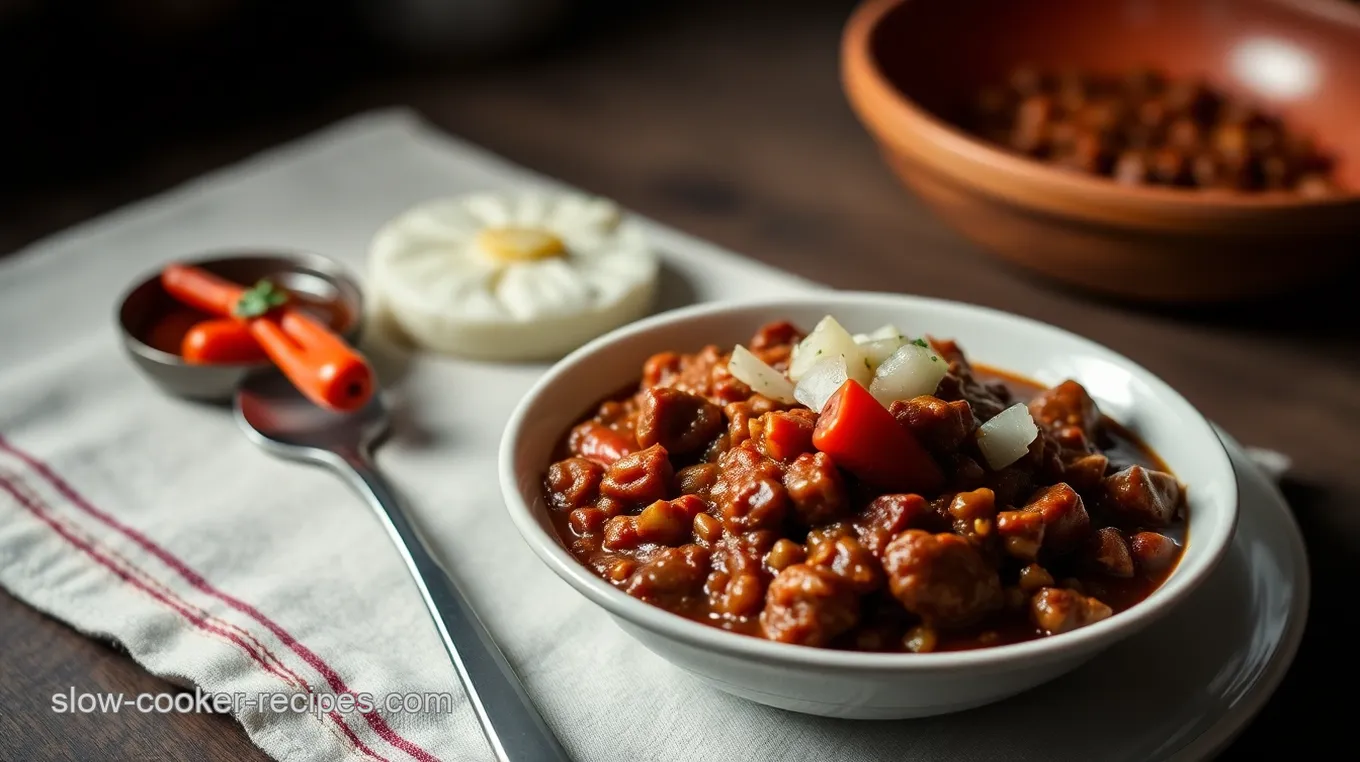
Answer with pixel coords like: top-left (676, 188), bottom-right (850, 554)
top-left (882, 530), bottom-right (1002, 628)
top-left (1028, 380), bottom-right (1101, 441)
top-left (1083, 527), bottom-right (1134, 578)
top-left (709, 352), bottom-right (754, 406)
top-left (723, 395), bottom-right (786, 448)
top-left (751, 410), bottom-right (817, 464)
top-left (889, 396), bottom-right (975, 453)
top-left (1016, 428), bottom-right (1065, 484)
top-left (635, 388), bottom-right (724, 455)
top-left (675, 463), bottom-right (719, 497)
top-left (711, 443), bottom-right (788, 532)
top-left (1017, 483), bottom-right (1091, 553)
top-left (996, 509), bottom-right (1046, 561)
top-left (642, 351), bottom-right (683, 387)
top-left (1100, 465), bottom-right (1184, 528)
top-left (783, 451), bottom-right (848, 527)
top-left (625, 545), bottom-right (711, 601)
top-left (1129, 531), bottom-right (1180, 575)
top-left (567, 420), bottom-right (637, 465)
top-left (759, 564), bottom-right (860, 646)
top-left (602, 515), bottom-right (640, 550)
top-left (750, 320), bottom-right (804, 351)
top-left (635, 496), bottom-right (709, 546)
top-left (545, 457), bottom-right (604, 510)
top-left (713, 529), bottom-right (780, 578)
top-left (1030, 586), bottom-right (1113, 634)
top-left (807, 534), bottom-right (883, 594)
top-left (1063, 453), bottom-right (1110, 494)
top-left (854, 494), bottom-right (935, 557)
top-left (600, 444), bottom-right (673, 506)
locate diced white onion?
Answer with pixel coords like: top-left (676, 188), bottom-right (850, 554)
top-left (976, 403), bottom-right (1039, 470)
top-left (728, 345), bottom-right (797, 404)
top-left (788, 316), bottom-right (862, 381)
top-left (794, 356), bottom-right (851, 413)
top-left (867, 343), bottom-right (949, 407)
top-left (859, 336), bottom-right (908, 367)
top-left (853, 323), bottom-right (904, 343)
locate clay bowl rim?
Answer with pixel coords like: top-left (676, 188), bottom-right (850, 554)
top-left (841, 0), bottom-right (1360, 214)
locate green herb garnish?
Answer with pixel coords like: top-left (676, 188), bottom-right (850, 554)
top-left (233, 279), bottom-right (290, 318)
top-left (911, 338), bottom-right (929, 348)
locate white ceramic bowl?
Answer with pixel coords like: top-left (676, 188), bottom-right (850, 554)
top-left (499, 293), bottom-right (1238, 719)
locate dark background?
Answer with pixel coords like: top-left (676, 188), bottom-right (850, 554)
top-left (1, 1), bottom-right (1345, 759)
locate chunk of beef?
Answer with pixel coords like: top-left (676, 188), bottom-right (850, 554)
top-left (1063, 453), bottom-right (1110, 494)
top-left (1028, 380), bottom-right (1101, 443)
top-left (751, 409), bottom-right (817, 464)
top-left (625, 545), bottom-right (711, 601)
top-left (1129, 531), bottom-right (1180, 575)
top-left (600, 444), bottom-right (673, 506)
top-left (723, 394), bottom-right (787, 448)
top-left (1017, 483), bottom-right (1091, 554)
top-left (783, 451), bottom-right (848, 526)
top-left (567, 420), bottom-right (636, 465)
top-left (711, 444), bottom-right (788, 532)
top-left (675, 463), bottom-right (719, 497)
top-left (545, 457), bottom-right (604, 510)
top-left (1100, 465), bottom-right (1184, 528)
top-left (882, 530), bottom-right (1002, 628)
top-left (759, 564), bottom-right (860, 646)
top-left (807, 534), bottom-right (883, 594)
top-left (853, 493), bottom-right (935, 557)
top-left (996, 509), bottom-right (1046, 561)
top-left (1030, 586), bottom-right (1112, 635)
top-left (635, 388), bottom-right (724, 454)
top-left (1082, 527), bottom-right (1134, 578)
top-left (750, 320), bottom-right (804, 351)
top-left (889, 396), bottom-right (975, 454)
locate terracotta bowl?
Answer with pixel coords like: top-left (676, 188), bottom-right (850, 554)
top-left (841, 0), bottom-right (1360, 302)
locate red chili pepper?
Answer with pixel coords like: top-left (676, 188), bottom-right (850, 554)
top-left (812, 380), bottom-right (943, 493)
top-left (160, 263), bottom-right (373, 412)
top-left (181, 318), bottom-right (268, 364)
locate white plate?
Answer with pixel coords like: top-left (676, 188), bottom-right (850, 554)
top-left (882, 428), bottom-right (1307, 760)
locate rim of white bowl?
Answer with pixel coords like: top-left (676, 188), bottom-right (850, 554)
top-left (499, 292), bottom-right (1239, 672)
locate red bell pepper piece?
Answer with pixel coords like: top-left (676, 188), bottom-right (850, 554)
top-left (812, 380), bottom-right (943, 493)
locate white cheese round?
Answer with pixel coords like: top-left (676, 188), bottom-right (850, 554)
top-left (368, 191), bottom-right (658, 360)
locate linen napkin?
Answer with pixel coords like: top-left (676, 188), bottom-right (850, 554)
top-left (0, 110), bottom-right (1289, 762)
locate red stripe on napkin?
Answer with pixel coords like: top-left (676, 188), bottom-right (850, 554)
top-left (0, 437), bottom-right (442, 762)
top-left (0, 474), bottom-right (392, 762)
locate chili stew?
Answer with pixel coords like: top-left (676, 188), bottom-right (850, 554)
top-left (543, 319), bottom-right (1187, 653)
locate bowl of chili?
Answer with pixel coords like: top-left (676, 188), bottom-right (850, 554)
top-left (500, 293), bottom-right (1238, 719)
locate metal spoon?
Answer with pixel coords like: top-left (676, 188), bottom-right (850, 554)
top-left (235, 371), bottom-right (570, 762)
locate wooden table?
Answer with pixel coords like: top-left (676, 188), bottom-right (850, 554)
top-left (1, 2), bottom-right (1350, 758)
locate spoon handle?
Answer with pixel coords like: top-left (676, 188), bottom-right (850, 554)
top-left (339, 453), bottom-right (571, 762)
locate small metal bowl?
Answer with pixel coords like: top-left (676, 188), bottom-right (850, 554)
top-left (117, 251), bottom-right (365, 402)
